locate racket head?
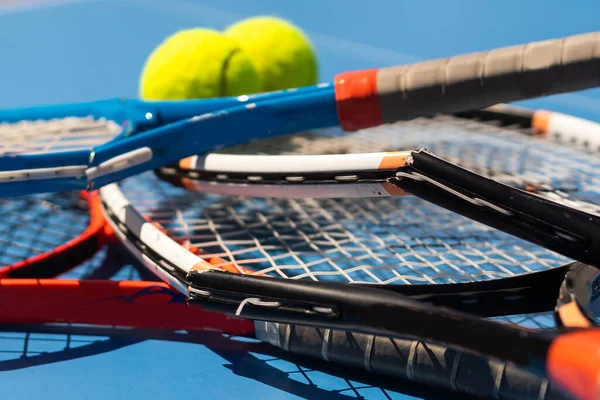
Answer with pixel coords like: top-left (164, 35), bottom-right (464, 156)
top-left (0, 109), bottom-right (125, 278)
top-left (100, 106), bottom-right (600, 303)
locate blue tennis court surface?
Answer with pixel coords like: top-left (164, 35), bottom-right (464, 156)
top-left (0, 1), bottom-right (599, 399)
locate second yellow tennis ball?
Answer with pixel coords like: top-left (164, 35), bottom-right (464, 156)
top-left (139, 28), bottom-right (262, 100)
top-left (225, 16), bottom-right (318, 92)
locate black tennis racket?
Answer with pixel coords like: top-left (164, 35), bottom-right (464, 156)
top-left (97, 105), bottom-right (600, 400)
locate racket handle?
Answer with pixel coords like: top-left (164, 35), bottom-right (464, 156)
top-left (257, 322), bottom-right (567, 400)
top-left (547, 330), bottom-right (600, 400)
top-left (335, 32), bottom-right (600, 131)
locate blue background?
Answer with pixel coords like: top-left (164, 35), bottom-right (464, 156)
top-left (0, 1), bottom-right (599, 399)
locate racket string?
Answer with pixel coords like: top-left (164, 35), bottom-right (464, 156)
top-left (0, 195), bottom-right (90, 265)
top-left (0, 116), bottom-right (126, 267)
top-left (0, 117), bottom-right (120, 155)
top-left (120, 172), bottom-right (571, 289)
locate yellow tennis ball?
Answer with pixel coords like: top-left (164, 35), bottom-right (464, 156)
top-left (139, 28), bottom-right (262, 100)
top-left (225, 16), bottom-right (318, 92)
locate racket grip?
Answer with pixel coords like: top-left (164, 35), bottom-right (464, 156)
top-left (257, 322), bottom-right (568, 400)
top-left (335, 32), bottom-right (600, 131)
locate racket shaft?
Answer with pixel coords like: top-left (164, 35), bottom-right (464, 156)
top-left (391, 150), bottom-right (600, 268)
top-left (0, 87), bottom-right (324, 126)
top-left (0, 279), bottom-right (254, 334)
top-left (144, 85), bottom-right (328, 124)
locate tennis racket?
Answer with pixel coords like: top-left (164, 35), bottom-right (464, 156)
top-left (0, 108), bottom-right (589, 398)
top-left (96, 103), bottom-right (600, 400)
top-left (0, 32), bottom-right (599, 197)
top-left (0, 186), bottom-right (565, 399)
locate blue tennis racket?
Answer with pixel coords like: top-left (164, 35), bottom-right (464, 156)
top-left (0, 31), bottom-right (598, 197)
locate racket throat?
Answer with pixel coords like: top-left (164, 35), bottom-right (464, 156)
top-left (389, 149), bottom-right (600, 268)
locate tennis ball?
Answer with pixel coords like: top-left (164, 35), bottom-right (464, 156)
top-left (225, 16), bottom-right (318, 91)
top-left (139, 28), bottom-right (262, 100)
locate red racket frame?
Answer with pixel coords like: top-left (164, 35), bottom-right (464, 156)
top-left (0, 192), bottom-right (254, 334)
